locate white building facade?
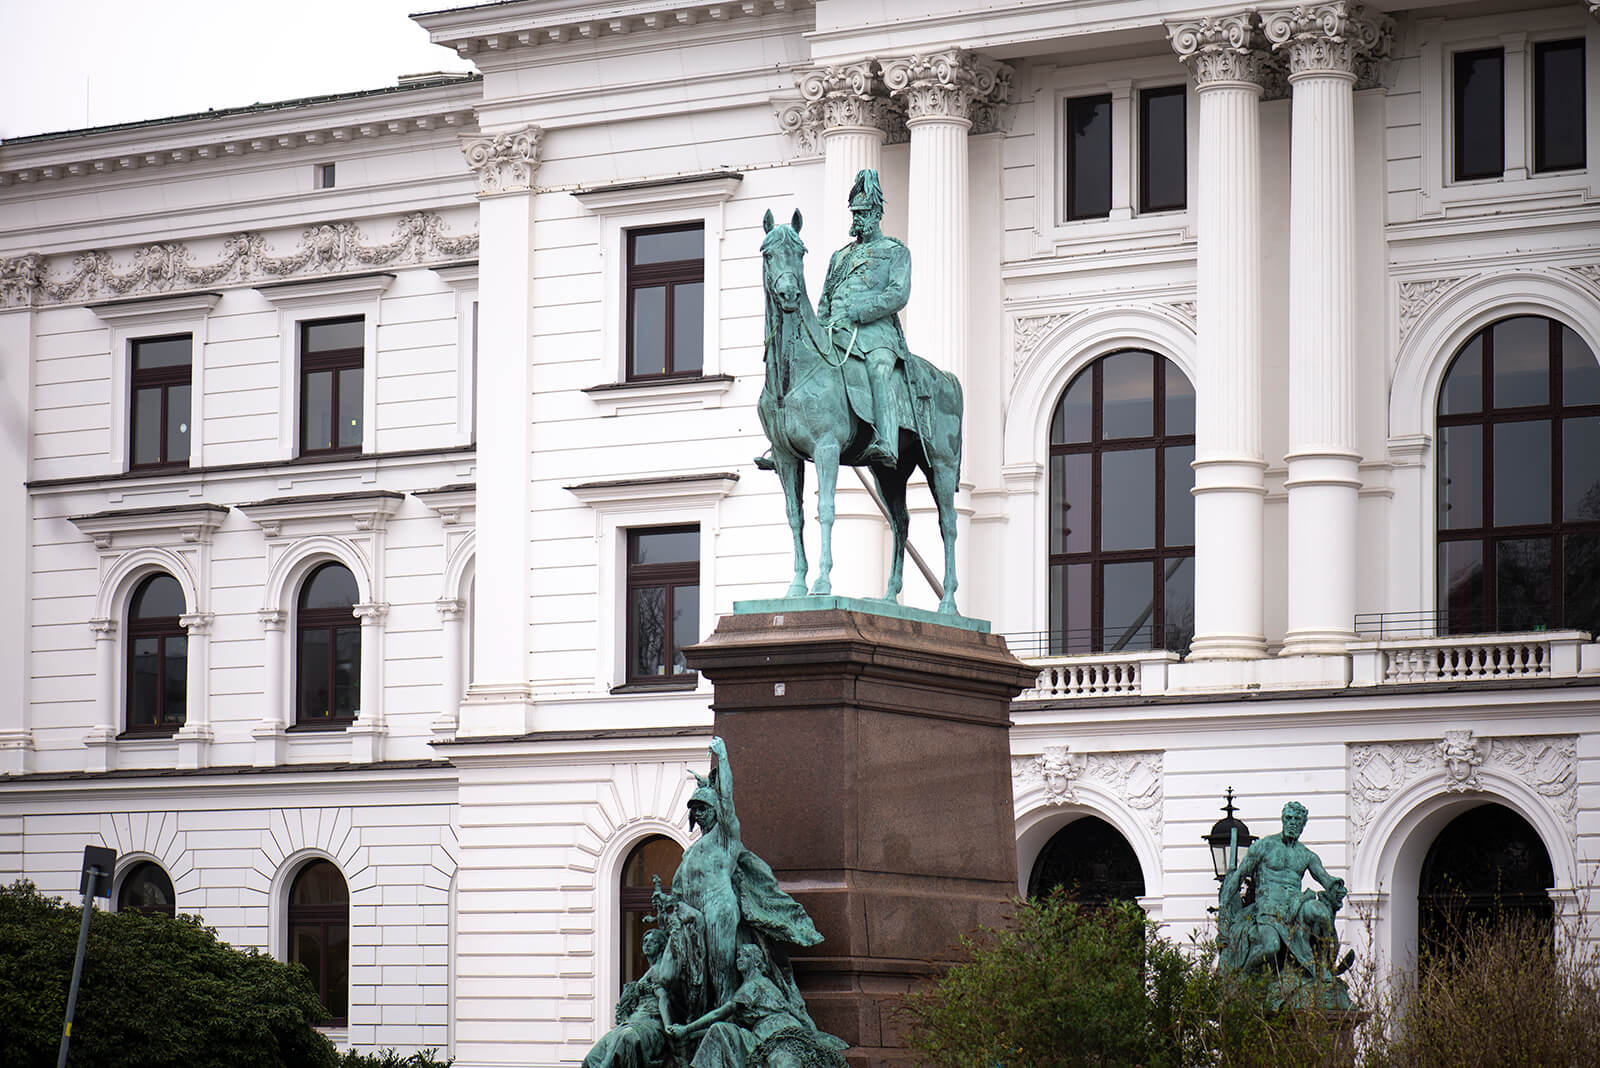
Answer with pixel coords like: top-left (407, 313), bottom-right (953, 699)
top-left (2, 1), bottom-right (1598, 1064)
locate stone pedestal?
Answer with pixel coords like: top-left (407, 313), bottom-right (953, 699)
top-left (683, 607), bottom-right (1035, 1065)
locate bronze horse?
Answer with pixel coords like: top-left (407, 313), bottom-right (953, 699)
top-left (757, 209), bottom-right (964, 613)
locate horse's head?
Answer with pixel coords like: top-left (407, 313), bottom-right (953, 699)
top-left (761, 208), bottom-right (807, 314)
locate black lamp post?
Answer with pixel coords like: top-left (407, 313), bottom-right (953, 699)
top-left (1204, 787), bottom-right (1254, 882)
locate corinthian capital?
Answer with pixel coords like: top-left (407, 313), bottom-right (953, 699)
top-left (1168, 13), bottom-right (1279, 89)
top-left (1261, 3), bottom-right (1392, 78)
top-left (881, 50), bottom-right (1012, 127)
top-left (797, 61), bottom-right (901, 136)
top-left (459, 124), bottom-right (543, 197)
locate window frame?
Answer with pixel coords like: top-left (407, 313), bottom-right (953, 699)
top-left (625, 223), bottom-right (706, 382)
top-left (286, 859), bottom-right (350, 1028)
top-left (1064, 92), bottom-right (1115, 222)
top-left (125, 572), bottom-right (189, 736)
top-left (618, 834), bottom-right (684, 990)
top-left (298, 316), bottom-right (365, 458)
top-left (128, 333), bottom-right (193, 471)
top-left (1137, 84), bottom-right (1188, 215)
top-left (1532, 37), bottom-right (1587, 174)
top-left (1452, 46), bottom-right (1507, 182)
top-left (294, 561), bottom-right (362, 729)
top-left (116, 860), bottom-right (177, 918)
top-left (624, 526), bottom-right (701, 687)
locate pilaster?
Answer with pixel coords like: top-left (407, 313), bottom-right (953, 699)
top-left (87, 618), bottom-right (118, 773)
top-left (434, 598), bottom-right (466, 740)
top-left (349, 602), bottom-right (390, 763)
top-left (252, 609), bottom-right (288, 767)
top-left (459, 124), bottom-right (541, 736)
top-left (174, 611), bottom-right (214, 770)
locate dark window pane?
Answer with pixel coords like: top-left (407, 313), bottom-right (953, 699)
top-left (164, 634), bottom-right (187, 726)
top-left (1493, 420), bottom-right (1551, 526)
top-left (671, 584), bottom-right (699, 674)
top-left (1050, 453), bottom-right (1092, 554)
top-left (1454, 48), bottom-right (1505, 180)
top-left (1564, 533), bottom-right (1600, 633)
top-left (1102, 561), bottom-right (1154, 651)
top-left (304, 319), bottom-right (363, 352)
top-left (1440, 336), bottom-right (1483, 415)
top-left (1165, 362), bottom-right (1195, 435)
top-left (333, 626), bottom-right (360, 717)
top-left (1491, 317), bottom-right (1550, 408)
top-left (303, 369), bottom-right (334, 451)
top-left (132, 387), bottom-right (162, 466)
top-left (1534, 40), bottom-right (1586, 173)
top-left (631, 286), bottom-right (667, 377)
top-left (302, 565), bottom-right (358, 610)
top-left (132, 336), bottom-right (190, 370)
top-left (1438, 424), bottom-right (1483, 530)
top-left (118, 863), bottom-right (175, 915)
top-left (298, 629), bottom-right (331, 719)
top-left (1497, 537), bottom-right (1552, 630)
top-left (673, 282), bottom-right (704, 373)
top-left (165, 384), bottom-right (190, 463)
top-left (1102, 352), bottom-right (1154, 438)
top-left (1051, 372), bottom-right (1092, 444)
top-left (1562, 327), bottom-right (1600, 405)
top-left (1139, 86), bottom-right (1186, 213)
top-left (1067, 95), bottom-right (1112, 220)
top-left (623, 836), bottom-right (684, 888)
top-left (1102, 449), bottom-right (1156, 550)
top-left (1165, 445), bottom-right (1195, 546)
top-left (632, 529), bottom-right (698, 565)
top-left (292, 860), bottom-right (348, 904)
top-left (1162, 555), bottom-right (1195, 652)
top-left (292, 925), bottom-right (322, 988)
top-left (337, 367), bottom-right (362, 448)
top-left (326, 923), bottom-right (349, 1017)
top-left (631, 587), bottom-right (667, 677)
top-left (1564, 417), bottom-right (1600, 521)
top-left (1439, 541), bottom-right (1485, 631)
top-left (130, 637), bottom-right (159, 727)
top-left (632, 227), bottom-right (704, 265)
top-left (132, 574), bottom-right (185, 619)
top-left (1049, 562), bottom-right (1092, 655)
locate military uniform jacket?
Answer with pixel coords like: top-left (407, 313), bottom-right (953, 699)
top-left (817, 234), bottom-right (911, 361)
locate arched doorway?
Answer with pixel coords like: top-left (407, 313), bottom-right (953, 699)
top-left (1418, 803), bottom-right (1553, 958)
top-left (619, 835), bottom-right (684, 989)
top-left (1027, 815), bottom-right (1145, 905)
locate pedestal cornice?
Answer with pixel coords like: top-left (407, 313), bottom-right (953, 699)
top-left (459, 124), bottom-right (542, 197)
top-left (1261, 2), bottom-right (1392, 80)
top-left (1168, 13), bottom-right (1279, 90)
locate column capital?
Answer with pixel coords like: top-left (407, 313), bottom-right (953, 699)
top-left (352, 602), bottom-right (390, 625)
top-left (258, 609), bottom-right (287, 631)
top-left (459, 124), bottom-right (543, 197)
top-left (179, 611), bottom-right (214, 635)
top-left (881, 50), bottom-right (1011, 129)
top-left (1261, 2), bottom-right (1392, 79)
top-left (89, 617), bottom-right (116, 638)
top-left (1168, 13), bottom-right (1279, 90)
top-left (436, 597), bottom-right (466, 622)
top-left (796, 62), bottom-right (902, 139)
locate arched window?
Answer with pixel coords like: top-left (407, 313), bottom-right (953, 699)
top-left (1437, 316), bottom-right (1600, 634)
top-left (1028, 815), bottom-right (1146, 905)
top-left (619, 835), bottom-right (683, 989)
top-left (127, 573), bottom-right (187, 734)
top-left (1419, 803), bottom-right (1553, 960)
top-left (296, 563), bottom-right (360, 726)
top-left (288, 860), bottom-right (350, 1026)
top-left (1049, 351), bottom-right (1195, 654)
top-left (117, 861), bottom-right (176, 917)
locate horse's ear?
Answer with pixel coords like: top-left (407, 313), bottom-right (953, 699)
top-left (763, 209), bottom-right (775, 233)
top-left (791, 209), bottom-right (803, 233)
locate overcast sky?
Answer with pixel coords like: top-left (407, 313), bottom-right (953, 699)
top-left (0, 0), bottom-right (478, 141)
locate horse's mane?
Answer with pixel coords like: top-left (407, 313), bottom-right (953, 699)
top-left (761, 224), bottom-right (814, 371)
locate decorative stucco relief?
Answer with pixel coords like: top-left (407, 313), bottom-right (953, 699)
top-left (1012, 312), bottom-right (1074, 373)
top-left (1012, 745), bottom-right (1165, 843)
top-left (1565, 263), bottom-right (1600, 292)
top-left (0, 211), bottom-right (478, 310)
top-left (1166, 300), bottom-right (1197, 327)
top-left (1348, 731), bottom-right (1577, 846)
top-left (1396, 276), bottom-right (1468, 347)
top-left (459, 124), bottom-right (543, 195)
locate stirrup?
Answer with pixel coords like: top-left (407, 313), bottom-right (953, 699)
top-left (754, 450), bottom-right (777, 471)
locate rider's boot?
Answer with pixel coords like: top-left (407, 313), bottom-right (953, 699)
top-left (754, 448), bottom-right (777, 471)
top-left (865, 355), bottom-right (899, 466)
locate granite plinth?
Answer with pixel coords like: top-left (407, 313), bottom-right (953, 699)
top-left (732, 595), bottom-right (990, 633)
top-left (682, 609), bottom-right (1036, 1066)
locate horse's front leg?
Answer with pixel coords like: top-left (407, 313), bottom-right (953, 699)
top-left (931, 461), bottom-right (960, 614)
top-left (874, 464), bottom-right (911, 603)
top-left (810, 439), bottom-right (839, 596)
top-left (775, 453), bottom-right (808, 597)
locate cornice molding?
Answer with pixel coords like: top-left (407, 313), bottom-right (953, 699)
top-left (69, 503), bottom-right (229, 550)
top-left (0, 211), bottom-right (477, 310)
top-left (237, 490), bottom-right (405, 539)
top-left (459, 124), bottom-right (543, 197)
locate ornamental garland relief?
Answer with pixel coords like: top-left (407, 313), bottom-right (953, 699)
top-left (1012, 745), bottom-right (1165, 843)
top-left (0, 211), bottom-right (479, 309)
top-left (1348, 731), bottom-right (1577, 847)
top-left (1396, 275), bottom-right (1468, 346)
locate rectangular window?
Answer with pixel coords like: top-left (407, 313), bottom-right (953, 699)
top-left (625, 526), bottom-right (699, 684)
top-left (1454, 47), bottom-right (1505, 180)
top-left (129, 335), bottom-right (192, 469)
top-left (1138, 85), bottom-right (1187, 213)
top-left (1065, 94), bottom-right (1113, 220)
top-left (299, 316), bottom-right (363, 455)
top-left (626, 224), bottom-right (704, 380)
top-left (1534, 39), bottom-right (1586, 173)
top-left (315, 162), bottom-right (336, 189)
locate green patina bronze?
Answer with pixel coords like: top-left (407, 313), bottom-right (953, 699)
top-left (584, 738), bottom-right (849, 1068)
top-left (755, 170), bottom-right (965, 614)
top-left (732, 595), bottom-right (990, 633)
top-left (1218, 801), bottom-right (1357, 1011)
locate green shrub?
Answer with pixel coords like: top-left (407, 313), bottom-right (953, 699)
top-left (338, 1049), bottom-right (453, 1067)
top-left (0, 880), bottom-right (337, 1068)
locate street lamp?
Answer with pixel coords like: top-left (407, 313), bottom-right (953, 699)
top-left (1204, 787), bottom-right (1254, 882)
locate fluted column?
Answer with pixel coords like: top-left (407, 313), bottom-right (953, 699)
top-left (1169, 15), bottom-right (1276, 660)
top-left (798, 63), bottom-right (900, 255)
top-left (1263, 3), bottom-right (1389, 655)
top-left (458, 125), bottom-right (541, 734)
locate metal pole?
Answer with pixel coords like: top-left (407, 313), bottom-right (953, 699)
top-left (56, 866), bottom-right (102, 1068)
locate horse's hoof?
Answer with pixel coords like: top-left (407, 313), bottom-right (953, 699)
top-left (937, 600), bottom-right (957, 615)
top-left (785, 583), bottom-right (808, 598)
top-left (810, 581), bottom-right (831, 596)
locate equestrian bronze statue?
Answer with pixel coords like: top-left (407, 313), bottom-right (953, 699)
top-left (757, 169), bottom-right (965, 613)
